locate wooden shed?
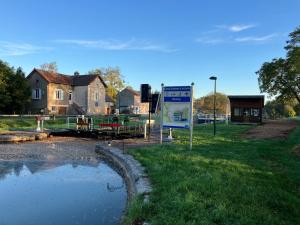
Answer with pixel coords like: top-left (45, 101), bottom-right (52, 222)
top-left (228, 95), bottom-right (264, 124)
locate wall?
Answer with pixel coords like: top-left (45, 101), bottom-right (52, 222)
top-left (73, 86), bottom-right (88, 112)
top-left (230, 98), bottom-right (264, 123)
top-left (27, 71), bottom-right (48, 113)
top-left (117, 89), bottom-right (134, 112)
top-left (48, 83), bottom-right (72, 114)
top-left (87, 77), bottom-right (106, 115)
top-left (134, 95), bottom-right (149, 114)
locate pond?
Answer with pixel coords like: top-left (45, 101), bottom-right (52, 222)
top-left (0, 159), bottom-right (127, 225)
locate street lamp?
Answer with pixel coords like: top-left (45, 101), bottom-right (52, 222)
top-left (209, 76), bottom-right (217, 136)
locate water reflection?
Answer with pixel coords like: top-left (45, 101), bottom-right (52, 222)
top-left (0, 159), bottom-right (127, 225)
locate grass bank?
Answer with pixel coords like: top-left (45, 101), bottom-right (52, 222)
top-left (125, 123), bottom-right (300, 225)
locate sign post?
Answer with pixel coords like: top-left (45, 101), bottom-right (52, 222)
top-left (160, 83), bottom-right (194, 149)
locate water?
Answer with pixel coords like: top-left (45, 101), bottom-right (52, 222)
top-left (0, 159), bottom-right (127, 225)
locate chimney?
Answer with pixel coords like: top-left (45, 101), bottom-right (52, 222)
top-left (74, 71), bottom-right (80, 76)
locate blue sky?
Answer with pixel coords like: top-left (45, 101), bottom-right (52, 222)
top-left (0, 0), bottom-right (299, 98)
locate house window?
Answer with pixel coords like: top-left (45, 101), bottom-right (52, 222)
top-left (55, 89), bottom-right (64, 100)
top-left (51, 106), bottom-right (57, 112)
top-left (32, 89), bottom-right (41, 100)
top-left (234, 108), bottom-right (242, 116)
top-left (69, 91), bottom-right (72, 101)
top-left (243, 108), bottom-right (250, 116)
top-left (251, 108), bottom-right (260, 117)
top-left (95, 92), bottom-right (99, 101)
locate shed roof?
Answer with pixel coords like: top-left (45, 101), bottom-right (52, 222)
top-left (228, 95), bottom-right (264, 100)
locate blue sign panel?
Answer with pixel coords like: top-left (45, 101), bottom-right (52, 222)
top-left (162, 86), bottom-right (192, 129)
top-left (163, 86), bottom-right (191, 103)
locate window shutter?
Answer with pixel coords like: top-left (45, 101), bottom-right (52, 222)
top-left (61, 90), bottom-right (64, 100)
top-left (32, 89), bottom-right (35, 99)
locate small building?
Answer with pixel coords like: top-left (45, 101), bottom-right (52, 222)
top-left (116, 87), bottom-right (149, 114)
top-left (27, 68), bottom-right (107, 115)
top-left (228, 95), bottom-right (264, 124)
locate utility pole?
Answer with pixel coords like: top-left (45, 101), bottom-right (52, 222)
top-left (209, 76), bottom-right (217, 136)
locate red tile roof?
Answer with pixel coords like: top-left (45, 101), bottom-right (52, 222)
top-left (27, 68), bottom-right (107, 87)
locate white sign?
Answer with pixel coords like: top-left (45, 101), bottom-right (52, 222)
top-left (160, 84), bottom-right (194, 150)
top-left (162, 86), bottom-right (192, 129)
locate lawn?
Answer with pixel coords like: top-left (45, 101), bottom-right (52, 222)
top-left (125, 122), bottom-right (300, 225)
top-left (0, 114), bottom-right (145, 131)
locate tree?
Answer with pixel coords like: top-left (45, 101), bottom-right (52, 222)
top-left (257, 26), bottom-right (300, 104)
top-left (40, 62), bottom-right (58, 72)
top-left (0, 60), bottom-right (13, 111)
top-left (194, 92), bottom-right (229, 114)
top-left (89, 67), bottom-right (125, 102)
top-left (6, 67), bottom-right (31, 113)
top-left (0, 60), bottom-right (31, 114)
top-left (264, 98), bottom-right (297, 119)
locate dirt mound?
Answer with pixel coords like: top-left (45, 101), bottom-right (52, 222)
top-left (243, 120), bottom-right (298, 139)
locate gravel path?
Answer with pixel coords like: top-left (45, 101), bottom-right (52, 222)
top-left (0, 137), bottom-right (100, 161)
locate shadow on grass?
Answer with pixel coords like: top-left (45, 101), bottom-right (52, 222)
top-left (127, 123), bottom-right (300, 225)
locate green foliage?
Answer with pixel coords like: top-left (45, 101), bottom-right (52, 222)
top-left (40, 62), bottom-right (58, 72)
top-left (257, 26), bottom-right (300, 103)
top-left (284, 105), bottom-right (296, 117)
top-left (0, 60), bottom-right (31, 114)
top-left (128, 123), bottom-right (300, 225)
top-left (265, 98), bottom-right (299, 119)
top-left (194, 92), bottom-right (229, 114)
top-left (89, 67), bottom-right (125, 102)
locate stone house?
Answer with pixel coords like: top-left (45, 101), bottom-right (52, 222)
top-left (27, 68), bottom-right (109, 115)
top-left (116, 87), bottom-right (149, 114)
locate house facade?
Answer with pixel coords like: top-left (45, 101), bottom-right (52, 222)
top-left (116, 87), bottom-right (149, 114)
top-left (27, 69), bottom-right (108, 115)
top-left (228, 95), bottom-right (264, 124)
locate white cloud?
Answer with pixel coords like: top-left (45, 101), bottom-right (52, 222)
top-left (0, 41), bottom-right (51, 56)
top-left (55, 38), bottom-right (177, 53)
top-left (234, 34), bottom-right (277, 42)
top-left (195, 37), bottom-right (225, 44)
top-left (217, 24), bottom-right (256, 32)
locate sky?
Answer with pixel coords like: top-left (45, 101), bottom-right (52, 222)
top-left (0, 0), bottom-right (299, 99)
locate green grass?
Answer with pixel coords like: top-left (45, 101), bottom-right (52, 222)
top-left (0, 117), bottom-right (68, 131)
top-left (0, 114), bottom-right (146, 131)
top-left (126, 123), bottom-right (300, 225)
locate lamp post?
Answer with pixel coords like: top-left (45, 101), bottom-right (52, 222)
top-left (209, 76), bottom-right (217, 136)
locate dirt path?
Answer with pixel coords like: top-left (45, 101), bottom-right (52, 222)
top-left (243, 120), bottom-right (298, 139)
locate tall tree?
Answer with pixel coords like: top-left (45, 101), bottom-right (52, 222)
top-left (40, 62), bottom-right (58, 72)
top-left (0, 60), bottom-right (13, 111)
top-left (6, 67), bottom-right (31, 113)
top-left (0, 60), bottom-right (31, 113)
top-left (89, 67), bottom-right (125, 102)
top-left (257, 26), bottom-right (300, 103)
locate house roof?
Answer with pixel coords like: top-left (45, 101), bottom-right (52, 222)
top-left (122, 87), bottom-right (140, 96)
top-left (27, 68), bottom-right (107, 87)
top-left (228, 95), bottom-right (264, 100)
